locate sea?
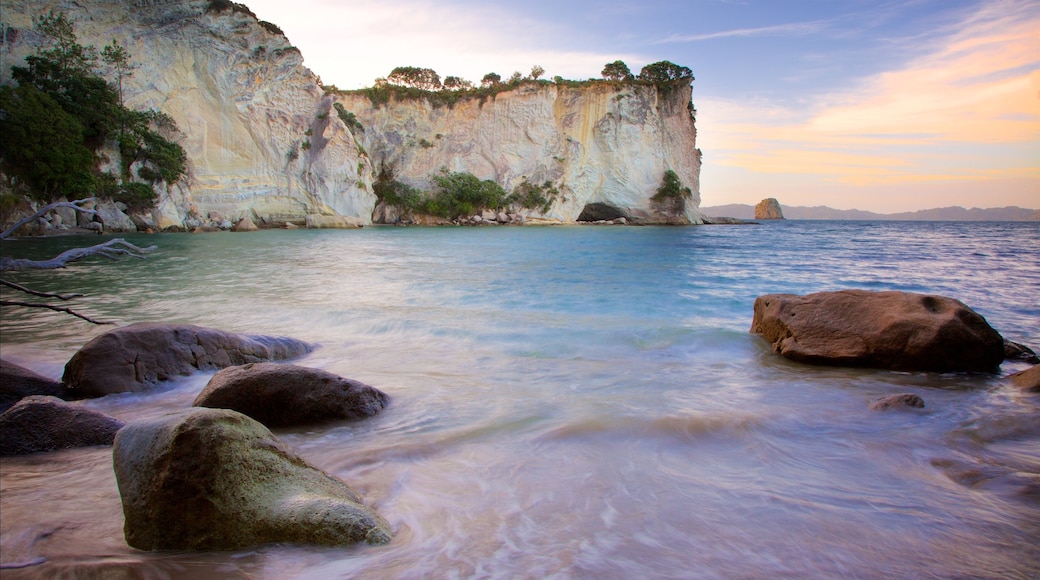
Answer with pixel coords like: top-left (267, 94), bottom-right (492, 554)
top-left (1, 220), bottom-right (1038, 578)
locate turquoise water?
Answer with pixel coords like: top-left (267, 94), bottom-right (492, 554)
top-left (1, 222), bottom-right (1039, 577)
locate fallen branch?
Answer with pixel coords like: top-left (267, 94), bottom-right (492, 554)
top-left (0, 278), bottom-right (84, 300)
top-left (0, 300), bottom-right (115, 325)
top-left (0, 238), bottom-right (157, 272)
top-left (0, 198), bottom-right (99, 240)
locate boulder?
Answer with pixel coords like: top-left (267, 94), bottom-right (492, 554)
top-left (305, 214), bottom-right (363, 229)
top-left (750, 290), bottom-right (1005, 372)
top-left (1007, 365), bottom-right (1040, 393)
top-left (869, 393), bottom-right (925, 411)
top-left (0, 396), bottom-right (124, 456)
top-left (234, 217), bottom-right (259, 232)
top-left (194, 363), bottom-right (389, 427)
top-left (62, 323), bottom-right (313, 397)
top-left (1004, 340), bottom-right (1040, 364)
top-left (754, 198), bottom-right (784, 220)
top-left (113, 407), bottom-right (392, 550)
top-left (1, 359), bottom-right (70, 413)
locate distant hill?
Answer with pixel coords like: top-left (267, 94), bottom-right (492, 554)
top-left (701, 204), bottom-right (1040, 221)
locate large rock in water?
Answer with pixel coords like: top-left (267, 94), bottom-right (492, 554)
top-left (750, 290), bottom-right (1005, 372)
top-left (113, 407), bottom-right (392, 550)
top-left (63, 323), bottom-right (313, 397)
top-left (193, 363), bottom-right (389, 428)
top-left (0, 396), bottom-right (124, 456)
top-left (754, 198), bottom-right (784, 220)
top-left (1, 359), bottom-right (70, 413)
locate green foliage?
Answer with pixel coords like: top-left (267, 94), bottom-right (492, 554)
top-left (506, 178), bottom-right (559, 213)
top-left (427, 169), bottom-right (508, 219)
top-left (0, 84), bottom-right (97, 200)
top-left (114, 182), bottom-right (157, 211)
top-left (373, 165), bottom-right (423, 209)
top-left (602, 60), bottom-right (633, 82)
top-left (258, 20), bottom-right (284, 36)
top-left (529, 65), bottom-right (545, 80)
top-left (443, 76), bottom-right (472, 90)
top-left (333, 102), bottom-right (364, 134)
top-left (637, 61), bottom-right (694, 84)
top-left (651, 170), bottom-right (692, 214)
top-left (301, 140), bottom-right (311, 151)
top-left (418, 138), bottom-right (434, 148)
top-left (507, 71), bottom-right (523, 85)
top-left (205, 0), bottom-right (256, 17)
top-left (387, 66), bottom-right (442, 91)
top-left (2, 12), bottom-right (185, 207)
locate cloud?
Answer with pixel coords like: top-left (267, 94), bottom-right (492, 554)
top-left (655, 20), bottom-right (829, 43)
top-left (699, 0), bottom-right (1040, 193)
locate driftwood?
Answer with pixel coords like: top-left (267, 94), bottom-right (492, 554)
top-left (0, 198), bottom-right (156, 324)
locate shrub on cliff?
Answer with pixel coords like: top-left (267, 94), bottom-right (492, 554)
top-left (651, 170), bottom-right (692, 215)
top-left (602, 60), bottom-right (634, 82)
top-left (638, 61), bottom-right (694, 85)
top-left (427, 169), bottom-right (508, 219)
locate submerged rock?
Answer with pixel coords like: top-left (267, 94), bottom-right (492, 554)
top-left (750, 290), bottom-right (1005, 372)
top-left (113, 407), bottom-right (392, 550)
top-left (63, 323), bottom-right (313, 397)
top-left (1004, 340), bottom-right (1040, 364)
top-left (0, 396), bottom-right (124, 456)
top-left (1007, 365), bottom-right (1040, 393)
top-left (869, 393), bottom-right (925, 411)
top-left (0, 359), bottom-right (70, 413)
top-left (193, 363), bottom-right (389, 428)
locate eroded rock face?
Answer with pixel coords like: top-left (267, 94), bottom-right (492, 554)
top-left (750, 290), bottom-right (1005, 372)
top-left (1, 359), bottom-right (70, 413)
top-left (193, 363), bottom-right (389, 428)
top-left (62, 324), bottom-right (313, 397)
top-left (0, 396), bottom-right (124, 456)
top-left (113, 407), bottom-right (392, 550)
top-left (754, 198), bottom-right (784, 220)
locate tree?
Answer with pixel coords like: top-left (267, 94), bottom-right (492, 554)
top-left (386, 66), bottom-right (442, 91)
top-left (480, 72), bottom-right (501, 87)
top-left (0, 199), bottom-right (156, 324)
top-left (101, 39), bottom-right (133, 108)
top-left (637, 60), bottom-right (694, 84)
top-left (443, 76), bottom-right (473, 90)
top-left (507, 71), bottom-right (523, 85)
top-left (529, 65), bottom-right (545, 80)
top-left (601, 60), bottom-right (633, 82)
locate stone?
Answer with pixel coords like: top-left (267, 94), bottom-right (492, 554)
top-left (750, 290), bottom-right (1005, 372)
top-left (1007, 365), bottom-right (1040, 393)
top-left (0, 359), bottom-right (69, 413)
top-left (869, 393), bottom-right (925, 411)
top-left (62, 323), bottom-right (313, 397)
top-left (234, 217), bottom-right (259, 232)
top-left (1004, 340), bottom-right (1040, 364)
top-left (193, 363), bottom-right (389, 428)
top-left (754, 198), bottom-right (784, 220)
top-left (0, 396), bottom-right (124, 456)
top-left (113, 407), bottom-right (392, 551)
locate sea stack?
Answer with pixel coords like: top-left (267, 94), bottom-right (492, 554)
top-left (754, 198), bottom-right (785, 220)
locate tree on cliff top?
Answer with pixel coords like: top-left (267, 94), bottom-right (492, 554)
top-left (601, 60), bottom-right (634, 82)
top-left (638, 61), bottom-right (694, 84)
top-left (387, 66), bottom-right (443, 91)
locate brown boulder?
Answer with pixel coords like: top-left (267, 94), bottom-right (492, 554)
top-left (0, 396), bottom-right (124, 456)
top-left (750, 290), bottom-right (1005, 372)
top-left (193, 363), bottom-right (389, 428)
top-left (1, 359), bottom-right (70, 413)
top-left (754, 198), bottom-right (784, 220)
top-left (62, 323), bottom-right (313, 397)
top-left (113, 407), bottom-right (392, 550)
top-left (1007, 365), bottom-right (1040, 393)
top-left (233, 217), bottom-right (259, 232)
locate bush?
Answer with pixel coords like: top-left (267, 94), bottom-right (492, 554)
top-left (651, 169), bottom-right (691, 214)
top-left (115, 182), bottom-right (157, 211)
top-left (507, 178), bottom-right (558, 213)
top-left (333, 102), bottom-right (364, 134)
top-left (427, 169), bottom-right (508, 219)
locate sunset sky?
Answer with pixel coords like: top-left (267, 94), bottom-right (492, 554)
top-left (243, 0), bottom-right (1040, 212)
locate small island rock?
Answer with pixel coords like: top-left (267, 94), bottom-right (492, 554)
top-left (751, 290), bottom-right (1005, 372)
top-left (194, 363), bottom-right (389, 428)
top-left (754, 198), bottom-right (784, 220)
top-left (0, 396), bottom-right (124, 456)
top-left (113, 407), bottom-right (392, 551)
top-left (63, 323), bottom-right (313, 397)
top-left (1, 359), bottom-right (70, 413)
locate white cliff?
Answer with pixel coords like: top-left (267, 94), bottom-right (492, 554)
top-left (1, 0), bottom-right (703, 228)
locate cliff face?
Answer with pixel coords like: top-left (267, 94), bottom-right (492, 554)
top-left (2, 0), bottom-right (703, 228)
top-left (338, 83), bottom-right (703, 224)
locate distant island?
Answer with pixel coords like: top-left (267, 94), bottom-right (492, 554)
top-left (701, 204), bottom-right (1040, 222)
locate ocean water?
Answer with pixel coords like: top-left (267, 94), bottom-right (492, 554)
top-left (1, 221), bottom-right (1038, 578)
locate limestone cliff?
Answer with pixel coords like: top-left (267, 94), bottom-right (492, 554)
top-left (1, 0), bottom-right (703, 228)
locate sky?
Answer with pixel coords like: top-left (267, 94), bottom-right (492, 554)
top-left (242, 0), bottom-right (1040, 212)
